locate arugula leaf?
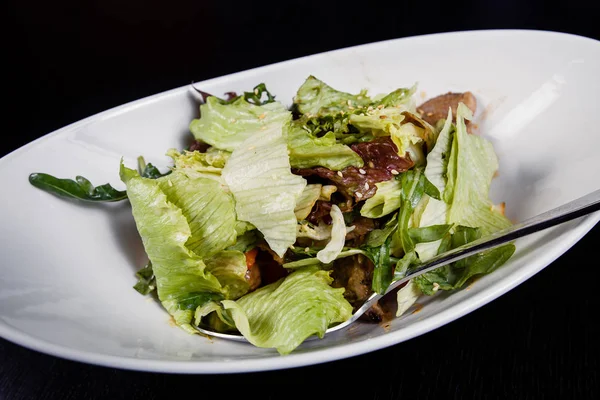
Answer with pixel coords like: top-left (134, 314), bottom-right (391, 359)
top-left (133, 262), bottom-right (156, 295)
top-left (408, 224), bottom-right (453, 243)
top-left (137, 156), bottom-right (171, 179)
top-left (362, 236), bottom-right (393, 294)
top-left (29, 172), bottom-right (127, 202)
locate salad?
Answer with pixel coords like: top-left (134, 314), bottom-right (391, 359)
top-left (29, 76), bottom-right (515, 355)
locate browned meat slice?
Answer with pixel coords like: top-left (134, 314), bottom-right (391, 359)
top-left (332, 254), bottom-right (407, 324)
top-left (331, 254), bottom-right (373, 307)
top-left (188, 139), bottom-right (210, 153)
top-left (294, 137), bottom-right (413, 202)
top-left (345, 216), bottom-right (375, 241)
top-left (306, 200), bottom-right (333, 225)
top-left (255, 242), bottom-right (288, 286)
top-left (417, 92), bottom-right (477, 126)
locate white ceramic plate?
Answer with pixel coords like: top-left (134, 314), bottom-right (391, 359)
top-left (1, 29), bottom-right (599, 374)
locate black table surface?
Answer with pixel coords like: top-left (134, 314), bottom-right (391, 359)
top-left (4, 1), bottom-right (600, 399)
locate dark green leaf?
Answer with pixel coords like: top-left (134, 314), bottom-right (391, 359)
top-left (408, 224), bottom-right (453, 243)
top-left (137, 156), bottom-right (171, 179)
top-left (363, 236), bottom-right (392, 294)
top-left (223, 83), bottom-right (276, 106)
top-left (423, 175), bottom-right (441, 200)
top-left (178, 292), bottom-right (224, 311)
top-left (453, 244), bottom-right (516, 288)
top-left (29, 172), bottom-right (127, 202)
top-left (394, 251), bottom-right (418, 279)
top-left (451, 226), bottom-right (482, 269)
top-left (365, 214), bottom-right (398, 247)
top-left (133, 262), bottom-right (156, 295)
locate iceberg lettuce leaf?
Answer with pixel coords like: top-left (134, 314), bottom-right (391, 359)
top-left (221, 266), bottom-right (352, 355)
top-left (316, 205), bottom-right (346, 264)
top-left (446, 103), bottom-right (512, 235)
top-left (288, 123), bottom-right (364, 170)
top-left (222, 123), bottom-right (307, 257)
top-left (120, 165), bottom-right (235, 333)
top-left (360, 179), bottom-right (402, 219)
top-left (189, 96), bottom-right (291, 152)
top-left (205, 250), bottom-right (250, 300)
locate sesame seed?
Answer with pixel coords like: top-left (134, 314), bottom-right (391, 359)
top-left (337, 171), bottom-right (344, 178)
top-left (168, 179), bottom-right (173, 187)
top-left (359, 168), bottom-right (366, 175)
top-left (290, 245), bottom-right (295, 250)
top-left (368, 161), bottom-right (375, 168)
top-left (261, 126), bottom-right (267, 130)
top-left (432, 282), bottom-right (440, 292)
top-left (417, 108), bottom-right (424, 114)
top-left (348, 106), bottom-right (355, 110)
top-left (357, 95), bottom-right (363, 100)
top-left (254, 88), bottom-right (259, 95)
top-left (304, 247), bottom-right (310, 253)
top-left (364, 182), bottom-right (369, 190)
top-left (340, 110), bottom-right (345, 116)
top-left (377, 104), bottom-right (384, 109)
top-left (347, 100), bottom-right (352, 106)
top-left (355, 192), bottom-right (363, 199)
top-left (367, 106), bottom-right (373, 111)
top-left (258, 113), bottom-right (266, 119)
top-left (391, 169), bottom-right (399, 175)
top-left (426, 112), bottom-right (433, 117)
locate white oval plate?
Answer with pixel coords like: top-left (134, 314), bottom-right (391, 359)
top-left (1, 30), bottom-right (599, 374)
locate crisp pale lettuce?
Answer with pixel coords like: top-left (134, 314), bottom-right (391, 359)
top-left (361, 179), bottom-right (402, 218)
top-left (222, 123), bottom-right (307, 257)
top-left (294, 184), bottom-right (322, 220)
top-left (293, 76), bottom-right (415, 117)
top-left (205, 250), bottom-right (250, 300)
top-left (395, 280), bottom-right (422, 317)
top-left (293, 76), bottom-right (372, 116)
top-left (190, 96), bottom-right (291, 151)
top-left (287, 123), bottom-right (364, 170)
top-left (120, 165), bottom-right (238, 332)
top-left (156, 171), bottom-right (237, 259)
top-left (414, 109), bottom-right (454, 261)
top-left (446, 104), bottom-right (511, 235)
top-left (349, 109), bottom-right (434, 166)
top-left (221, 266), bottom-right (352, 355)
top-left (166, 148), bottom-right (230, 182)
top-left (316, 205), bottom-right (346, 264)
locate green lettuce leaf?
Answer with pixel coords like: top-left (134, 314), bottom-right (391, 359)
top-left (293, 75), bottom-right (372, 116)
top-left (222, 123), bottom-right (307, 257)
top-left (120, 164), bottom-right (238, 332)
top-left (395, 279), bottom-right (422, 317)
top-left (360, 179), bottom-right (402, 219)
top-left (189, 96), bottom-right (291, 152)
top-left (414, 109), bottom-right (454, 261)
top-left (316, 205), bottom-right (346, 264)
top-left (445, 103), bottom-right (512, 235)
top-left (294, 184), bottom-right (323, 220)
top-left (287, 123), bottom-right (364, 170)
top-left (293, 76), bottom-right (416, 117)
top-left (205, 250), bottom-right (250, 300)
top-left (221, 266), bottom-right (353, 355)
top-left (166, 147), bottom-right (229, 182)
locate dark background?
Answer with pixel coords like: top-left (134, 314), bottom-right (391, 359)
top-left (3, 1), bottom-right (599, 399)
